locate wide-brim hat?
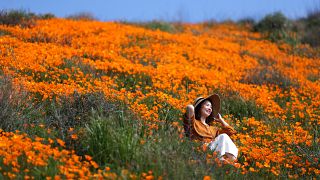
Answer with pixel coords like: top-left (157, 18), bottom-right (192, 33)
top-left (193, 94), bottom-right (221, 119)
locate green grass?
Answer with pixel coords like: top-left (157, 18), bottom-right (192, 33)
top-left (0, 9), bottom-right (55, 28)
top-left (121, 21), bottom-right (184, 34)
top-left (0, 76), bottom-right (43, 132)
top-left (83, 108), bottom-right (242, 179)
top-left (216, 90), bottom-right (266, 121)
top-left (1, 12), bottom-right (320, 178)
top-left (66, 12), bottom-right (97, 21)
top-left (0, 29), bottom-right (11, 36)
top-left (1, 73), bottom-right (318, 178)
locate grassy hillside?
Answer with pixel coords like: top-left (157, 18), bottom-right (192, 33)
top-left (0, 17), bottom-right (319, 179)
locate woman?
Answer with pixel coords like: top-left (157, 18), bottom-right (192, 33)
top-left (183, 94), bottom-right (238, 162)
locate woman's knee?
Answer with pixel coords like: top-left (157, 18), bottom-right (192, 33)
top-left (219, 133), bottom-right (231, 140)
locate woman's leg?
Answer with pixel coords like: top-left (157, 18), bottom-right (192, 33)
top-left (210, 133), bottom-right (238, 161)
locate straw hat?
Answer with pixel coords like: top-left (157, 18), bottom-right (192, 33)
top-left (193, 94), bottom-right (221, 119)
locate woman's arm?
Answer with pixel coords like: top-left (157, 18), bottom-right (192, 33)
top-left (186, 104), bottom-right (194, 119)
top-left (183, 105), bottom-right (195, 138)
top-left (215, 113), bottom-right (237, 136)
top-left (214, 113), bottom-right (230, 127)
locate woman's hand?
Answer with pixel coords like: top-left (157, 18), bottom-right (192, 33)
top-left (214, 113), bottom-right (230, 127)
top-left (214, 113), bottom-right (223, 123)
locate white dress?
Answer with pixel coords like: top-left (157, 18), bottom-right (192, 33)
top-left (208, 133), bottom-right (238, 159)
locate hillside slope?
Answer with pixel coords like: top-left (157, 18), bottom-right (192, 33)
top-left (0, 19), bottom-right (319, 179)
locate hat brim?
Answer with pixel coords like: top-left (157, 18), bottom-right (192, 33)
top-left (193, 94), bottom-right (221, 119)
top-left (206, 94), bottom-right (221, 119)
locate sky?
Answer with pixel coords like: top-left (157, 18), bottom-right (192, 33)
top-left (0, 0), bottom-right (319, 22)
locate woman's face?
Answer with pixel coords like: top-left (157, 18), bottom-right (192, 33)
top-left (200, 100), bottom-right (212, 118)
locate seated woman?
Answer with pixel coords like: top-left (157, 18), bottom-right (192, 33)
top-left (183, 94), bottom-right (238, 162)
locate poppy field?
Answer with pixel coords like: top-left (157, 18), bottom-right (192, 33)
top-left (0, 17), bottom-right (319, 179)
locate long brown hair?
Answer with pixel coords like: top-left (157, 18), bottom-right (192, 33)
top-left (194, 100), bottom-right (213, 124)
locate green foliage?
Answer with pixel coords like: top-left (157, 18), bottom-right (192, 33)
top-left (121, 34), bottom-right (149, 49)
top-left (58, 57), bottom-right (96, 79)
top-left (202, 20), bottom-right (218, 29)
top-left (249, 9), bottom-right (320, 47)
top-left (124, 21), bottom-right (184, 33)
top-left (241, 65), bottom-right (297, 89)
top-left (83, 110), bottom-right (141, 167)
top-left (0, 76), bottom-right (43, 132)
top-left (307, 73), bottom-right (320, 82)
top-left (305, 11), bottom-right (320, 27)
top-left (0, 78), bottom-right (118, 149)
top-left (143, 21), bottom-right (176, 32)
top-left (300, 11), bottom-right (320, 47)
top-left (0, 9), bottom-right (55, 28)
top-left (40, 92), bottom-right (116, 141)
top-left (0, 9), bottom-right (36, 27)
top-left (39, 13), bottom-right (55, 20)
top-left (254, 12), bottom-right (288, 32)
top-left (157, 102), bottom-right (182, 128)
top-left (254, 12), bottom-right (295, 43)
top-left (107, 71), bottom-right (153, 93)
top-left (235, 10), bottom-right (320, 48)
top-left (66, 12), bottom-right (97, 21)
top-left (0, 29), bottom-right (11, 36)
top-left (221, 92), bottom-right (266, 121)
top-left (237, 18), bottom-right (255, 27)
top-left (239, 54), bottom-right (298, 89)
top-left (83, 109), bottom-right (241, 179)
